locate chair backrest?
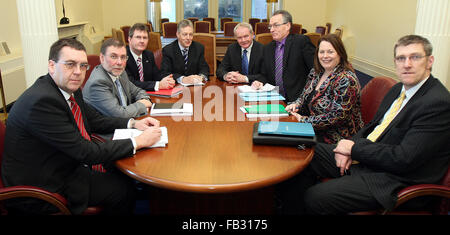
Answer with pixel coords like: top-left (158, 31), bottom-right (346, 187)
top-left (0, 69), bottom-right (7, 121)
top-left (83, 55), bottom-right (101, 88)
top-left (248, 18), bottom-right (260, 32)
top-left (223, 22), bottom-right (238, 37)
top-left (315, 26), bottom-right (326, 36)
top-left (193, 33), bottom-right (216, 76)
top-left (261, 19), bottom-right (268, 22)
top-left (255, 33), bottom-right (273, 45)
top-left (153, 48), bottom-right (163, 70)
top-left (325, 22), bottom-right (332, 35)
top-left (255, 22), bottom-right (270, 35)
top-left (290, 23), bottom-right (302, 34)
top-left (334, 27), bottom-right (343, 38)
top-left (203, 17), bottom-right (216, 31)
top-left (304, 32), bottom-right (321, 47)
top-left (115, 28), bottom-right (126, 45)
top-left (360, 76), bottom-right (397, 124)
top-left (147, 32), bottom-right (162, 52)
top-left (220, 17), bottom-right (233, 31)
top-left (120, 25), bottom-right (131, 42)
top-left (0, 121), bottom-right (6, 188)
top-left (160, 18), bottom-right (169, 32)
top-left (194, 21), bottom-right (211, 33)
top-left (162, 22), bottom-right (178, 38)
top-left (146, 22), bottom-right (154, 32)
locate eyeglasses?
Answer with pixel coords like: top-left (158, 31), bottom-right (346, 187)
top-left (268, 22), bottom-right (288, 30)
top-left (56, 61), bottom-right (90, 71)
top-left (108, 54), bottom-right (129, 62)
top-left (395, 55), bottom-right (426, 64)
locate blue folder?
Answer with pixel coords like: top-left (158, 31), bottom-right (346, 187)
top-left (257, 121), bottom-right (315, 137)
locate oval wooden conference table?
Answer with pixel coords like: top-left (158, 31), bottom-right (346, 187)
top-left (116, 77), bottom-right (314, 193)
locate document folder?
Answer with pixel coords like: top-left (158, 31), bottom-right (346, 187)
top-left (258, 121), bottom-right (315, 137)
top-left (252, 122), bottom-right (316, 147)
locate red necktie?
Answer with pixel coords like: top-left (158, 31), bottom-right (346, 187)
top-left (69, 96), bottom-right (106, 172)
top-left (137, 57), bottom-right (144, 82)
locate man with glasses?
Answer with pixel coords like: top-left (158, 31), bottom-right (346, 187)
top-left (216, 22), bottom-right (264, 84)
top-left (84, 38), bottom-right (153, 118)
top-left (2, 38), bottom-right (162, 214)
top-left (251, 10), bottom-right (315, 102)
top-left (125, 23), bottom-right (175, 91)
top-left (275, 35), bottom-right (450, 214)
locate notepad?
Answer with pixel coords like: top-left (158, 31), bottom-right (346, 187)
top-left (112, 127), bottom-right (168, 148)
top-left (150, 103), bottom-right (193, 116)
top-left (238, 83), bottom-right (275, 93)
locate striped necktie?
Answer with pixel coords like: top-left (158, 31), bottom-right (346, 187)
top-left (69, 96), bottom-right (106, 173)
top-left (242, 49), bottom-right (249, 75)
top-left (367, 91), bottom-right (406, 142)
top-left (274, 42), bottom-right (285, 97)
top-left (114, 79), bottom-right (127, 107)
top-left (183, 48), bottom-right (188, 71)
top-left (137, 57), bottom-right (144, 82)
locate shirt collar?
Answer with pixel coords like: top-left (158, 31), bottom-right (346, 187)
top-left (178, 41), bottom-right (189, 52)
top-left (402, 75), bottom-right (429, 100)
top-left (129, 48), bottom-right (141, 62)
top-left (277, 37), bottom-right (287, 47)
top-left (59, 88), bottom-right (71, 101)
top-left (241, 41), bottom-right (253, 53)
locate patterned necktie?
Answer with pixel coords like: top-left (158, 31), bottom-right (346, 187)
top-left (137, 57), bottom-right (144, 82)
top-left (69, 96), bottom-right (91, 141)
top-left (114, 79), bottom-right (127, 107)
top-left (367, 91), bottom-right (406, 142)
top-left (183, 48), bottom-right (188, 71)
top-left (274, 42), bottom-right (285, 97)
top-left (242, 49), bottom-right (249, 75)
top-left (69, 96), bottom-right (106, 173)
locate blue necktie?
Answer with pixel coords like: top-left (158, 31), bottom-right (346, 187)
top-left (183, 48), bottom-right (188, 71)
top-left (114, 79), bottom-right (127, 107)
top-left (242, 49), bottom-right (249, 75)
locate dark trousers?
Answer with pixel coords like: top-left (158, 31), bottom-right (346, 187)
top-left (275, 143), bottom-right (382, 215)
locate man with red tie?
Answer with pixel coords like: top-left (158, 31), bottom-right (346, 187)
top-left (2, 38), bottom-right (162, 215)
top-left (125, 23), bottom-right (175, 91)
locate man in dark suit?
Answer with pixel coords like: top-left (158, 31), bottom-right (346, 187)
top-left (125, 23), bottom-right (175, 91)
top-left (276, 35), bottom-right (450, 214)
top-left (1, 38), bottom-right (162, 215)
top-left (161, 19), bottom-right (209, 85)
top-left (216, 22), bottom-right (263, 84)
top-left (251, 10), bottom-right (315, 102)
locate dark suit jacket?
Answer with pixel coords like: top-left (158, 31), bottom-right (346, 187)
top-left (1, 74), bottom-right (134, 214)
top-left (256, 34), bottom-right (315, 102)
top-left (160, 40), bottom-right (209, 80)
top-left (350, 75), bottom-right (450, 210)
top-left (216, 40), bottom-right (264, 83)
top-left (125, 46), bottom-right (162, 91)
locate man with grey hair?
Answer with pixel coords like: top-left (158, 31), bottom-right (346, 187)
top-left (275, 34), bottom-right (450, 214)
top-left (216, 22), bottom-right (264, 83)
top-left (251, 10), bottom-right (315, 102)
top-left (161, 19), bottom-right (209, 85)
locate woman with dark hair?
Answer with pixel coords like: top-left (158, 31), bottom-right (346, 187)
top-left (285, 34), bottom-right (364, 144)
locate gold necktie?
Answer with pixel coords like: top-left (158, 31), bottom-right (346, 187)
top-left (367, 91), bottom-right (406, 142)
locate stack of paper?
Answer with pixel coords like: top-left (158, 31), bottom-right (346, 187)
top-left (150, 103), bottom-right (193, 116)
top-left (240, 104), bottom-right (289, 118)
top-left (239, 91), bottom-right (285, 102)
top-left (146, 87), bottom-right (183, 98)
top-left (112, 127), bottom-right (168, 148)
top-left (238, 83), bottom-right (276, 93)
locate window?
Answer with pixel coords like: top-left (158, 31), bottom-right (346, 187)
top-left (184, 0), bottom-right (208, 19)
top-left (251, 0), bottom-right (267, 19)
top-left (219, 0), bottom-right (243, 22)
top-left (162, 0), bottom-right (176, 22)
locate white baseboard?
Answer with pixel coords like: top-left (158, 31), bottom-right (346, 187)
top-left (350, 56), bottom-right (398, 80)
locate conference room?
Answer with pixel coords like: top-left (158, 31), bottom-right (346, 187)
top-left (0, 0), bottom-right (449, 220)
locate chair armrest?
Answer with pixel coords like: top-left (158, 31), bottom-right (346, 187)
top-left (0, 185), bottom-right (71, 215)
top-left (395, 184), bottom-right (450, 208)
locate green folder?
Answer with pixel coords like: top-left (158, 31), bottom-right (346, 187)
top-left (244, 104), bottom-right (288, 114)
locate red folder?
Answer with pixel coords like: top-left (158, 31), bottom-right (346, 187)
top-left (146, 87), bottom-right (183, 97)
